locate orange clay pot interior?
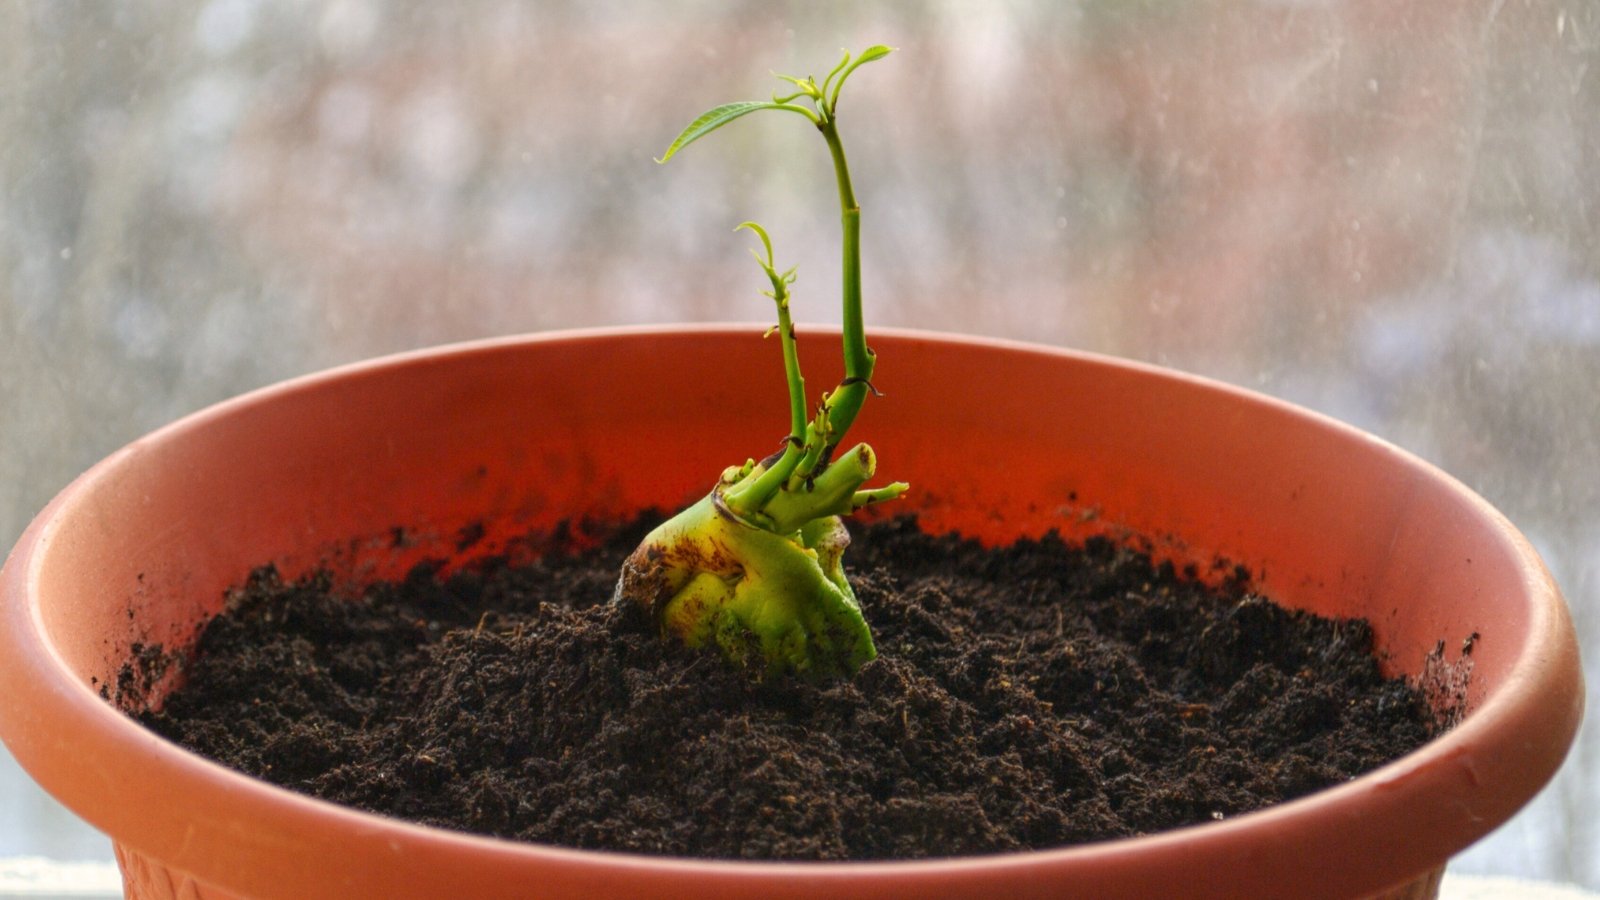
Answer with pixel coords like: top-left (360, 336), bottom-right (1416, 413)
top-left (0, 327), bottom-right (1581, 900)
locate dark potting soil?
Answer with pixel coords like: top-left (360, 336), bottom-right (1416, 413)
top-left (133, 515), bottom-right (1444, 860)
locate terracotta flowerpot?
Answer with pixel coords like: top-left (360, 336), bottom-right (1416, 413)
top-left (0, 327), bottom-right (1582, 899)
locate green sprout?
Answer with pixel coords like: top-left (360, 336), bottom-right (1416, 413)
top-left (613, 46), bottom-right (907, 678)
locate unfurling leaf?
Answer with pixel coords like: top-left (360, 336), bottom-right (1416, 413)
top-left (827, 45), bottom-right (894, 109)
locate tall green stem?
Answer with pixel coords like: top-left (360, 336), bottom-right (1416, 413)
top-left (819, 119), bottom-right (873, 449)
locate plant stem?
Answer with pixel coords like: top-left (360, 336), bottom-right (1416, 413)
top-left (762, 443), bottom-right (877, 534)
top-left (730, 115), bottom-right (873, 517)
top-left (724, 291), bottom-right (807, 514)
top-left (777, 302), bottom-right (807, 446)
top-left (819, 119), bottom-right (873, 449)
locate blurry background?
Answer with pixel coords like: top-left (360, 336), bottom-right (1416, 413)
top-left (2, 0), bottom-right (1596, 886)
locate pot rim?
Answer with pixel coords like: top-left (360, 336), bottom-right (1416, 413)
top-left (0, 325), bottom-right (1583, 899)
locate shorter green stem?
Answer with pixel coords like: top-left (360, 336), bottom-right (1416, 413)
top-left (852, 483), bottom-right (910, 507)
top-left (762, 442), bottom-right (872, 534)
top-left (723, 226), bottom-right (810, 518)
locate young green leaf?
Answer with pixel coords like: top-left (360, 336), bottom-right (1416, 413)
top-left (735, 221), bottom-right (777, 272)
top-left (828, 45), bottom-right (894, 111)
top-left (772, 73), bottom-right (822, 101)
top-left (655, 101), bottom-right (818, 164)
top-left (818, 50), bottom-right (852, 102)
